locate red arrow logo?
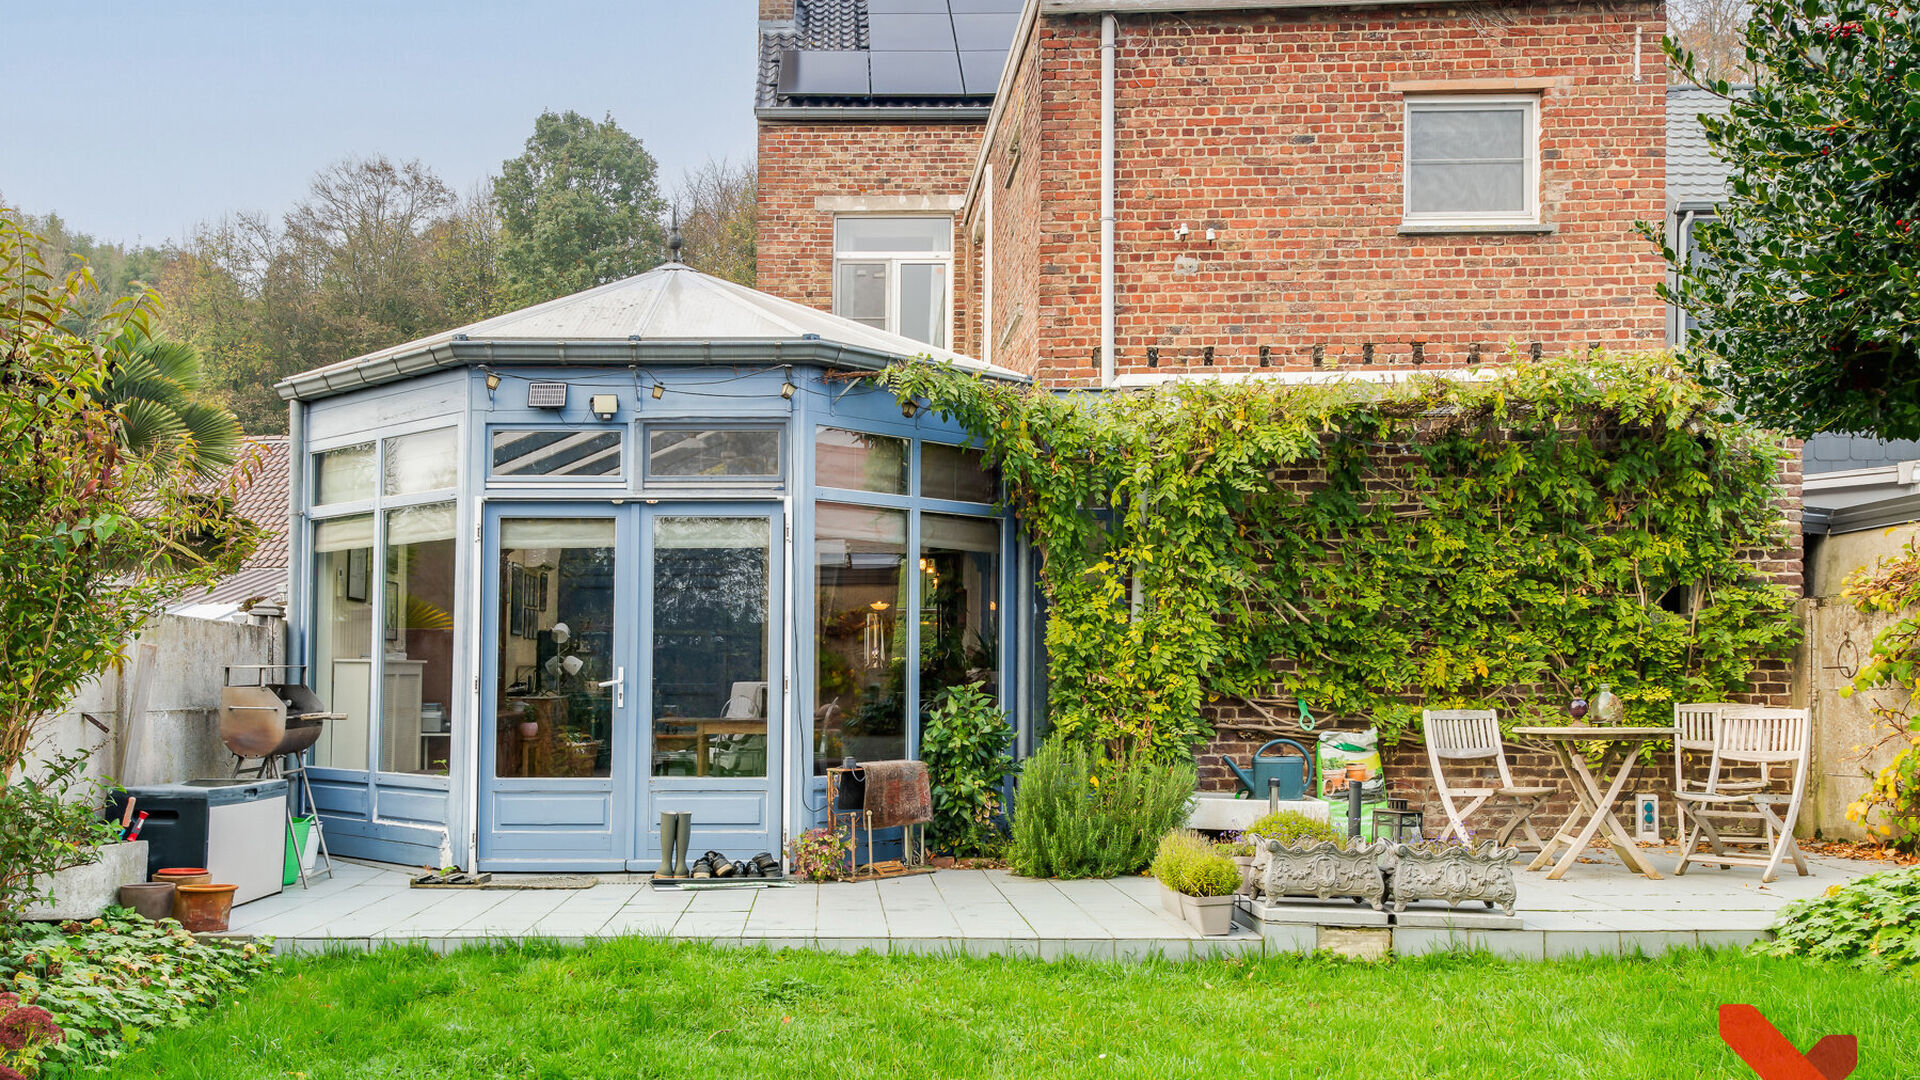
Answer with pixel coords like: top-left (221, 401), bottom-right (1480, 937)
top-left (1720, 1005), bottom-right (1857, 1080)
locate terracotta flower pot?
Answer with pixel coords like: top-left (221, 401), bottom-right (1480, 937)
top-left (172, 883), bottom-right (238, 932)
top-left (518, 720), bottom-right (540, 740)
top-left (118, 881), bottom-right (176, 921)
top-left (155, 867), bottom-right (212, 887)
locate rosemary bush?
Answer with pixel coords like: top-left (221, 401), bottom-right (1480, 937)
top-left (1007, 737), bottom-right (1194, 879)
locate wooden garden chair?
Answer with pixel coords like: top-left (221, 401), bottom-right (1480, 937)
top-left (1673, 706), bottom-right (1812, 883)
top-left (1672, 702), bottom-right (1767, 836)
top-left (1422, 709), bottom-right (1554, 849)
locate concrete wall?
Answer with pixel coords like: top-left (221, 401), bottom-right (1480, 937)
top-left (31, 613), bottom-right (283, 789)
top-left (1796, 523), bottom-right (1920, 839)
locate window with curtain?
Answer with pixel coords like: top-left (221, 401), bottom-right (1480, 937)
top-left (311, 514), bottom-right (375, 770)
top-left (1403, 96), bottom-right (1538, 225)
top-left (314, 444), bottom-right (374, 505)
top-left (833, 216), bottom-right (952, 347)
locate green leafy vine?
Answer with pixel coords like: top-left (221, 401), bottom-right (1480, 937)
top-left (877, 353), bottom-right (1800, 760)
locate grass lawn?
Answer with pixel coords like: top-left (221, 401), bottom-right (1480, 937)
top-left (111, 941), bottom-right (1915, 1079)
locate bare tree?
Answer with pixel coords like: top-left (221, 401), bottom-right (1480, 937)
top-left (674, 158), bottom-right (757, 286)
top-left (1668, 0), bottom-right (1755, 83)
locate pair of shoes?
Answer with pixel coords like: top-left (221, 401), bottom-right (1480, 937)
top-left (705, 850), bottom-right (736, 878)
top-left (691, 854), bottom-right (714, 878)
top-left (749, 852), bottom-right (779, 877)
top-left (657, 812), bottom-right (693, 877)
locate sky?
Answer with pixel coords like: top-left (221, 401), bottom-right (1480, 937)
top-left (1, 1), bottom-right (760, 246)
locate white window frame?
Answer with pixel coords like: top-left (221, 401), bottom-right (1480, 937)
top-left (1402, 94), bottom-right (1541, 228)
top-left (831, 214), bottom-right (953, 348)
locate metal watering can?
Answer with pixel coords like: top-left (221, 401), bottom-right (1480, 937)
top-left (1220, 738), bottom-right (1315, 801)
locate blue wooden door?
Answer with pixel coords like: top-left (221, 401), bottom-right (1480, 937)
top-left (479, 501), bottom-right (785, 871)
top-left (479, 505), bottom-right (636, 870)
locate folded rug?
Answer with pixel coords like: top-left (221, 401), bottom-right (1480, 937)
top-left (856, 759), bottom-right (932, 829)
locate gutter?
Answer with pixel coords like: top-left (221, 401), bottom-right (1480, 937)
top-left (756, 106), bottom-right (991, 122)
top-left (275, 339), bottom-right (1030, 403)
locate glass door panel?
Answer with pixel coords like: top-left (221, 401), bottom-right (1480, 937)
top-left (650, 516), bottom-right (773, 779)
top-left (496, 517), bottom-right (618, 780)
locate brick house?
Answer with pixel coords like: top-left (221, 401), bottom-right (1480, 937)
top-left (756, 0), bottom-right (1799, 822)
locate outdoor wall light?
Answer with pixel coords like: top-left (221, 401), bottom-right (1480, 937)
top-left (900, 399), bottom-right (918, 419)
top-left (589, 394), bottom-right (619, 421)
top-left (526, 381), bottom-right (567, 409)
top-left (651, 383), bottom-right (665, 400)
top-left (484, 370), bottom-right (501, 391)
top-left (781, 381), bottom-right (796, 400)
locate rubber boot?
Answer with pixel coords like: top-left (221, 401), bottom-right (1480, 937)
top-left (656, 812), bottom-right (678, 878)
top-left (672, 813), bottom-right (692, 878)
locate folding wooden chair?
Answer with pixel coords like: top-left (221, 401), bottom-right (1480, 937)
top-left (1673, 706), bottom-right (1811, 883)
top-left (1422, 709), bottom-right (1554, 849)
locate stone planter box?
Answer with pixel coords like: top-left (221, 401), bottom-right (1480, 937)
top-left (1385, 841), bottom-right (1518, 915)
top-left (20, 840), bottom-right (149, 921)
top-left (1253, 838), bottom-right (1390, 910)
top-left (1186, 793), bottom-right (1329, 833)
top-left (1179, 892), bottom-right (1237, 936)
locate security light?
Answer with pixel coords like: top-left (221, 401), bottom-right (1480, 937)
top-left (589, 394), bottom-right (619, 421)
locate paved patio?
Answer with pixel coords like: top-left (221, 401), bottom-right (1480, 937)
top-left (228, 843), bottom-right (1877, 962)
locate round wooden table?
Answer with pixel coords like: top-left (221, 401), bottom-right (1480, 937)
top-left (1512, 725), bottom-right (1677, 880)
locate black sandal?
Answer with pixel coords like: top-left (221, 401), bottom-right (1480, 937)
top-left (750, 852), bottom-right (780, 877)
top-left (730, 859), bottom-right (750, 878)
top-left (712, 853), bottom-right (737, 878)
top-left (691, 855), bottom-right (714, 879)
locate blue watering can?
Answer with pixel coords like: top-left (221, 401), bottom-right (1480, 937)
top-left (1221, 738), bottom-right (1315, 801)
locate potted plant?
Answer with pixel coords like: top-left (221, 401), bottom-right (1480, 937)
top-left (1152, 830), bottom-right (1240, 936)
top-left (1385, 839), bottom-right (1518, 914)
top-left (1245, 810), bottom-right (1388, 910)
top-left (787, 826), bottom-right (851, 883)
top-left (1212, 834), bottom-right (1256, 896)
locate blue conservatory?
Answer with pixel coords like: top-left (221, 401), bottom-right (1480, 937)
top-left (277, 260), bottom-right (1037, 871)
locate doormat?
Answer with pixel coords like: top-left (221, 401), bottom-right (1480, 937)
top-left (410, 871), bottom-right (599, 890)
top-left (650, 876), bottom-right (792, 891)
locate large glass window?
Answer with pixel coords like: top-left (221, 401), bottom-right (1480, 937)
top-left (920, 514), bottom-right (1002, 708)
top-left (314, 444), bottom-right (375, 505)
top-left (379, 502), bottom-right (457, 775)
top-left (491, 429), bottom-right (623, 479)
top-left (651, 517), bottom-right (772, 778)
top-left (833, 216), bottom-right (952, 348)
top-left (383, 428), bottom-right (458, 495)
top-left (1403, 96), bottom-right (1537, 225)
top-left (814, 503), bottom-right (908, 774)
top-left (495, 518), bottom-right (617, 779)
top-left (646, 428), bottom-right (782, 481)
top-left (311, 515), bottom-right (375, 769)
top-left (816, 427), bottom-right (907, 495)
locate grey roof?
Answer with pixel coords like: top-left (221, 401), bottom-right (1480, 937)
top-left (1667, 85), bottom-right (1741, 209)
top-left (757, 0), bottom-right (1022, 115)
top-left (277, 262), bottom-right (1025, 402)
top-left (1804, 433), bottom-right (1920, 475)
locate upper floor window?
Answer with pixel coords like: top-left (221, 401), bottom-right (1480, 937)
top-left (834, 216), bottom-right (951, 348)
top-left (1403, 96), bottom-right (1538, 227)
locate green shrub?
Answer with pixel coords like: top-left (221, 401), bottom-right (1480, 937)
top-left (1244, 810), bottom-right (1345, 849)
top-left (785, 827), bottom-right (850, 883)
top-left (0, 752), bottom-right (123, 924)
top-left (0, 910), bottom-right (272, 1073)
top-left (918, 682), bottom-right (1016, 857)
top-left (1008, 736), bottom-right (1195, 879)
top-left (1184, 854), bottom-right (1242, 898)
top-left (1755, 866), bottom-right (1920, 972)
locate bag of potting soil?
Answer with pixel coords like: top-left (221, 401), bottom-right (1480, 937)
top-left (1316, 728), bottom-right (1385, 802)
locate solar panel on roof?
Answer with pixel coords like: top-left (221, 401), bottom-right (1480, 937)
top-left (947, 0), bottom-right (1025, 13)
top-left (867, 0), bottom-right (949, 11)
top-left (951, 12), bottom-right (1018, 51)
top-left (866, 11), bottom-right (959, 51)
top-left (958, 50), bottom-right (1008, 95)
top-left (869, 49), bottom-right (965, 95)
top-left (777, 48), bottom-right (872, 96)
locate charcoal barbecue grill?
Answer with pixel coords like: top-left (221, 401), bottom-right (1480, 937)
top-left (219, 665), bottom-right (341, 767)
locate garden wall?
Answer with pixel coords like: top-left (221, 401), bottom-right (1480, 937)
top-left (28, 613), bottom-right (283, 788)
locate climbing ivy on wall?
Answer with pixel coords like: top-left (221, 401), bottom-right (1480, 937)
top-left (878, 353), bottom-right (1800, 761)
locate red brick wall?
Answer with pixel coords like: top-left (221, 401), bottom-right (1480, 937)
top-left (760, 0), bottom-right (789, 23)
top-left (986, 1), bottom-right (1669, 384)
top-left (756, 121), bottom-right (986, 349)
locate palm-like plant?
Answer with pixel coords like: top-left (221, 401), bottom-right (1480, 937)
top-left (101, 331), bottom-right (243, 480)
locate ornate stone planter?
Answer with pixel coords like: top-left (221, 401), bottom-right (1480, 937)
top-left (1385, 840), bottom-right (1518, 915)
top-left (1253, 838), bottom-right (1389, 910)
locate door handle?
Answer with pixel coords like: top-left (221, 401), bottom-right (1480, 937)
top-left (597, 668), bottom-right (624, 709)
